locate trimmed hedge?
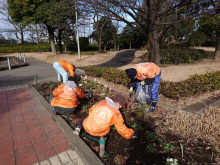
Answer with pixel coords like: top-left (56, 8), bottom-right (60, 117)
top-left (84, 66), bottom-right (220, 100)
top-left (160, 71), bottom-right (220, 99)
top-left (0, 44), bottom-right (51, 53)
top-left (160, 49), bottom-right (205, 64)
top-left (84, 66), bottom-right (130, 86)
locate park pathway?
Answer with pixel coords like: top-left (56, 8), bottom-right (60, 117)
top-left (0, 87), bottom-right (85, 165)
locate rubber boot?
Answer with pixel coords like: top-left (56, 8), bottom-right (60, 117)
top-left (149, 100), bottom-right (157, 112)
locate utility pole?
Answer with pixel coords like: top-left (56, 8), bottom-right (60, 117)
top-left (75, 1), bottom-right (81, 60)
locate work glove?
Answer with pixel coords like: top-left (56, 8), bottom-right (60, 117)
top-left (128, 87), bottom-right (133, 96)
top-left (132, 131), bottom-right (137, 139)
top-left (140, 80), bottom-right (145, 86)
top-left (148, 100), bottom-right (157, 112)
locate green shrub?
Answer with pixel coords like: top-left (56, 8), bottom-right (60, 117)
top-left (84, 66), bottom-right (220, 100)
top-left (159, 71), bottom-right (220, 99)
top-left (87, 44), bottom-right (98, 51)
top-left (0, 44), bottom-right (51, 53)
top-left (79, 37), bottom-right (89, 51)
top-left (160, 49), bottom-right (205, 64)
top-left (84, 66), bottom-right (130, 86)
top-left (66, 43), bottom-right (98, 51)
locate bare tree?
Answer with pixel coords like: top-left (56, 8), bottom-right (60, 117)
top-left (0, 0), bottom-right (27, 45)
top-left (78, 0), bottom-right (219, 65)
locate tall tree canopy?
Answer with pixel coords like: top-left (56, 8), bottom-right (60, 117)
top-left (78, 0), bottom-right (219, 65)
top-left (8, 0), bottom-right (75, 54)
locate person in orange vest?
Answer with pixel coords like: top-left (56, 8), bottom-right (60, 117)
top-left (73, 95), bottom-right (136, 139)
top-left (49, 76), bottom-right (85, 115)
top-left (125, 62), bottom-right (161, 112)
top-left (53, 60), bottom-right (76, 83)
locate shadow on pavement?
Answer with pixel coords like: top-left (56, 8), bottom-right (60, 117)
top-left (77, 49), bottom-right (138, 69)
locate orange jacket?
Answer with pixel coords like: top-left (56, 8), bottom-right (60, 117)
top-left (133, 62), bottom-right (161, 80)
top-left (83, 98), bottom-right (134, 139)
top-left (51, 83), bottom-right (85, 108)
top-left (58, 60), bottom-right (75, 77)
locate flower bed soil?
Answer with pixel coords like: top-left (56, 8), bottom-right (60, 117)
top-left (0, 56), bottom-right (27, 71)
top-left (34, 78), bottom-right (220, 165)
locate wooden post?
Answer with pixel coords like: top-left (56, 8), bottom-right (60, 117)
top-left (7, 57), bottom-right (11, 70)
top-left (99, 137), bottom-right (106, 157)
top-left (23, 55), bottom-right (26, 62)
top-left (17, 52), bottom-right (19, 58)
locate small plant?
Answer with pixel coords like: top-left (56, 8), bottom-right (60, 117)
top-left (147, 132), bottom-right (158, 141)
top-left (114, 154), bottom-right (128, 165)
top-left (136, 110), bottom-right (144, 118)
top-left (50, 81), bottom-right (57, 88)
top-left (146, 144), bottom-right (157, 153)
top-left (131, 123), bottom-right (141, 130)
top-left (100, 93), bottom-right (106, 98)
top-left (164, 143), bottom-right (174, 152)
top-left (82, 105), bottom-right (87, 110)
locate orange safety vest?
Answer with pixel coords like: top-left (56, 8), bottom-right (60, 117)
top-left (133, 62), bottom-right (161, 80)
top-left (83, 99), bottom-right (134, 139)
top-left (58, 60), bottom-right (75, 77)
top-left (51, 84), bottom-right (85, 108)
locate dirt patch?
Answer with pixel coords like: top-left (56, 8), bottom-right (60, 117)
top-left (34, 79), bottom-right (220, 165)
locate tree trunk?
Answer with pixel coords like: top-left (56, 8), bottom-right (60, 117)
top-left (148, 30), bottom-right (160, 65)
top-left (214, 27), bottom-right (220, 61)
top-left (58, 29), bottom-right (63, 54)
top-left (46, 24), bottom-right (56, 54)
top-left (37, 39), bottom-right (41, 52)
top-left (113, 36), bottom-right (117, 51)
top-left (21, 28), bottom-right (24, 45)
top-left (98, 33), bottom-right (102, 53)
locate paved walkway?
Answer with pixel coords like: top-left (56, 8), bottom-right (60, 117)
top-left (0, 87), bottom-right (85, 165)
top-left (0, 57), bottom-right (103, 165)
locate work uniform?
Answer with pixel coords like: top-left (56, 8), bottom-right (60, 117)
top-left (82, 97), bottom-right (134, 139)
top-left (53, 60), bottom-right (75, 83)
top-left (49, 80), bottom-right (85, 114)
top-left (133, 62), bottom-right (161, 101)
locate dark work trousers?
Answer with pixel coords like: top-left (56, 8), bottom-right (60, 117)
top-left (49, 94), bottom-right (79, 115)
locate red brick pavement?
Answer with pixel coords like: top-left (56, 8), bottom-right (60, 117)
top-left (0, 88), bottom-right (74, 165)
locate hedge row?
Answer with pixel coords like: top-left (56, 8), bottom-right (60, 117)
top-left (0, 45), bottom-right (51, 53)
top-left (84, 66), bottom-right (220, 100)
top-left (0, 43), bottom-right (99, 53)
top-left (84, 66), bottom-right (130, 86)
top-left (160, 49), bottom-right (205, 64)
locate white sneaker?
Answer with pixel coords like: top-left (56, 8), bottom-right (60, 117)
top-left (73, 126), bottom-right (81, 135)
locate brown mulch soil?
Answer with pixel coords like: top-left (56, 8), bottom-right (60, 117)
top-left (34, 79), bottom-right (220, 165)
top-left (0, 56), bottom-right (27, 71)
